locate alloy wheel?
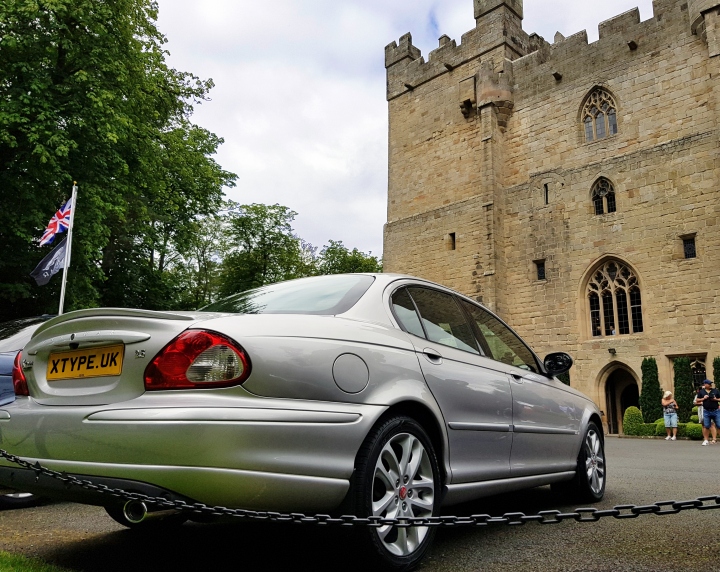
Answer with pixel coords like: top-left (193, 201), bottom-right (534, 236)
top-left (371, 432), bottom-right (435, 556)
top-left (584, 428), bottom-right (605, 495)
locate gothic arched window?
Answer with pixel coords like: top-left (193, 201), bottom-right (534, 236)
top-left (582, 89), bottom-right (618, 142)
top-left (591, 178), bottom-right (616, 215)
top-left (587, 260), bottom-right (643, 337)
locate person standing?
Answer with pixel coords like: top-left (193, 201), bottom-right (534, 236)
top-left (695, 379), bottom-right (720, 446)
top-left (661, 391), bottom-right (679, 441)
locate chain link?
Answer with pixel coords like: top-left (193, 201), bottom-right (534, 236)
top-left (2, 448), bottom-right (719, 527)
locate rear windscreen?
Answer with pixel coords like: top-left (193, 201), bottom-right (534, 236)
top-left (0, 317), bottom-right (52, 352)
top-left (201, 275), bottom-right (375, 315)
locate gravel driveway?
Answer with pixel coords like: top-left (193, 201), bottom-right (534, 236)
top-left (0, 436), bottom-right (715, 571)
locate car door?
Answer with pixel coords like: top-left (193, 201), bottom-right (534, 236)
top-left (391, 286), bottom-right (513, 483)
top-left (458, 300), bottom-right (581, 476)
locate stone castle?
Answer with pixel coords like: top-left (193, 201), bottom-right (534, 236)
top-left (383, 0), bottom-right (720, 433)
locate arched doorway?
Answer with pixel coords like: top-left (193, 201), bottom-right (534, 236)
top-left (605, 368), bottom-right (639, 434)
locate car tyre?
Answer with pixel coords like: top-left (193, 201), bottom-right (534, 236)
top-left (552, 422), bottom-right (606, 503)
top-left (0, 492), bottom-right (41, 510)
top-left (353, 415), bottom-right (440, 572)
top-left (105, 504), bottom-right (188, 530)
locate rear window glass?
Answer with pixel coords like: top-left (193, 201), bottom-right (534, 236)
top-left (200, 275), bottom-right (375, 315)
top-left (0, 317), bottom-right (52, 352)
top-left (391, 288), bottom-right (425, 338)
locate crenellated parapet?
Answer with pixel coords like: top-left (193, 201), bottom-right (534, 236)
top-left (474, 0), bottom-right (523, 20)
top-left (385, 3), bottom-right (531, 101)
top-left (385, 33), bottom-right (421, 69)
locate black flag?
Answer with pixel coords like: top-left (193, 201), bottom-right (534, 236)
top-left (30, 237), bottom-right (67, 286)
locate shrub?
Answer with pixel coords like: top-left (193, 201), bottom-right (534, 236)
top-left (692, 406), bottom-right (699, 415)
top-left (637, 423), bottom-right (654, 436)
top-left (715, 357), bottom-right (720, 386)
top-left (655, 419), bottom-right (667, 436)
top-left (690, 415), bottom-right (699, 424)
top-left (639, 357), bottom-right (663, 422)
top-left (685, 423), bottom-right (704, 440)
top-left (623, 406), bottom-right (645, 435)
top-left (557, 372), bottom-right (570, 386)
top-left (677, 423), bottom-right (687, 438)
top-left (674, 357), bottom-right (694, 423)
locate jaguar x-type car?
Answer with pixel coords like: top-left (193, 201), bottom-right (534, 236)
top-left (0, 274), bottom-right (605, 570)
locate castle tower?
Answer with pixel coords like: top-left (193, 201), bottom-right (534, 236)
top-left (688, 0), bottom-right (720, 56)
top-left (474, 0), bottom-right (523, 23)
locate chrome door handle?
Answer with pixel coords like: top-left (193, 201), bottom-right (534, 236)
top-left (422, 349), bottom-right (443, 365)
top-left (511, 374), bottom-right (524, 384)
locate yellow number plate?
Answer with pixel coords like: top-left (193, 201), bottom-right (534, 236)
top-left (47, 344), bottom-right (125, 381)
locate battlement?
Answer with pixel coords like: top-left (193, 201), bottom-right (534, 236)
top-left (385, 4), bottom-right (530, 101)
top-left (385, 33), bottom-right (422, 69)
top-left (384, 0), bottom-right (718, 102)
top-left (474, 0), bottom-right (523, 20)
top-left (598, 8), bottom-right (641, 39)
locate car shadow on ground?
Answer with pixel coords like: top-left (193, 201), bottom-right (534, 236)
top-left (34, 486), bottom-right (576, 572)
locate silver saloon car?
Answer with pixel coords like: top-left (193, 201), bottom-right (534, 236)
top-left (0, 274), bottom-right (605, 570)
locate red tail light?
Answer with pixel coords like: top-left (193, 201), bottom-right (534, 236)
top-left (144, 330), bottom-right (251, 390)
top-left (12, 351), bottom-right (29, 396)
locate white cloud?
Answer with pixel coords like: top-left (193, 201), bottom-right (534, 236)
top-left (156, 0), bottom-right (657, 256)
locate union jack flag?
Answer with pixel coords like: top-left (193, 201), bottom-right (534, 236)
top-left (39, 199), bottom-right (72, 246)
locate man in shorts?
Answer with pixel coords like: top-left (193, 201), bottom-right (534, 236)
top-left (695, 379), bottom-right (720, 445)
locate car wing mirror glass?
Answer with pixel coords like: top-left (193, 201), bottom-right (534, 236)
top-left (544, 352), bottom-right (573, 377)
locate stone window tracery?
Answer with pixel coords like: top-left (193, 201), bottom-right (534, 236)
top-left (592, 178), bottom-right (616, 215)
top-left (587, 261), bottom-right (643, 338)
top-left (582, 89), bottom-right (618, 143)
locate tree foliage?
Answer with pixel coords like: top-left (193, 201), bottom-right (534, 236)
top-left (219, 204), bottom-right (313, 296)
top-left (218, 205), bottom-right (382, 299)
top-left (638, 357), bottom-right (662, 423)
top-left (714, 357), bottom-right (720, 387)
top-left (0, 0), bottom-right (234, 318)
top-left (316, 240), bottom-right (382, 275)
top-left (673, 357), bottom-right (694, 423)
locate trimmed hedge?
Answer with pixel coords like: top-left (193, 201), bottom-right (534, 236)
top-left (623, 406), bottom-right (645, 435)
top-left (655, 420), bottom-right (665, 436)
top-left (686, 423), bottom-right (704, 440)
top-left (690, 415), bottom-right (699, 424)
top-left (624, 407), bottom-right (704, 439)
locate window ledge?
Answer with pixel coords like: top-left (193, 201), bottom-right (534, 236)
top-left (584, 134), bottom-right (620, 147)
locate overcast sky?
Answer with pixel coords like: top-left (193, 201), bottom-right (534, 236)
top-left (156, 0), bottom-right (655, 258)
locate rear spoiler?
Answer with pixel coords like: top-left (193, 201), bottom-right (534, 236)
top-left (33, 308), bottom-right (199, 338)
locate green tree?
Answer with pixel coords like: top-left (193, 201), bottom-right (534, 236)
top-left (220, 204), bottom-right (313, 295)
top-left (638, 357), bottom-right (662, 423)
top-left (169, 212), bottom-right (232, 310)
top-left (0, 0), bottom-right (234, 317)
top-left (714, 357), bottom-right (720, 387)
top-left (673, 357), bottom-right (694, 423)
top-left (316, 240), bottom-right (382, 275)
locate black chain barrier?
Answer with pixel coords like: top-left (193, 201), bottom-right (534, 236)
top-left (2, 447), bottom-right (720, 528)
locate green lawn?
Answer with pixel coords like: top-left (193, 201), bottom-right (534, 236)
top-left (0, 552), bottom-right (69, 572)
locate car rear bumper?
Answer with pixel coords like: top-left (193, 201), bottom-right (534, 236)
top-left (0, 394), bottom-right (386, 512)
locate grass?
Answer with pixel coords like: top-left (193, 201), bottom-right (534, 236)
top-left (0, 552), bottom-right (70, 572)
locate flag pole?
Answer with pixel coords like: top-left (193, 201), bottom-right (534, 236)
top-left (58, 182), bottom-right (78, 316)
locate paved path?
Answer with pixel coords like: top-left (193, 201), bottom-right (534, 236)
top-left (0, 437), bottom-right (716, 571)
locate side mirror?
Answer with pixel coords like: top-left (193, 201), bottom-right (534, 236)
top-left (544, 352), bottom-right (573, 376)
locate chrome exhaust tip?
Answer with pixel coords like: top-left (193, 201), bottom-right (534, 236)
top-left (123, 500), bottom-right (148, 524)
top-left (122, 500), bottom-right (183, 524)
